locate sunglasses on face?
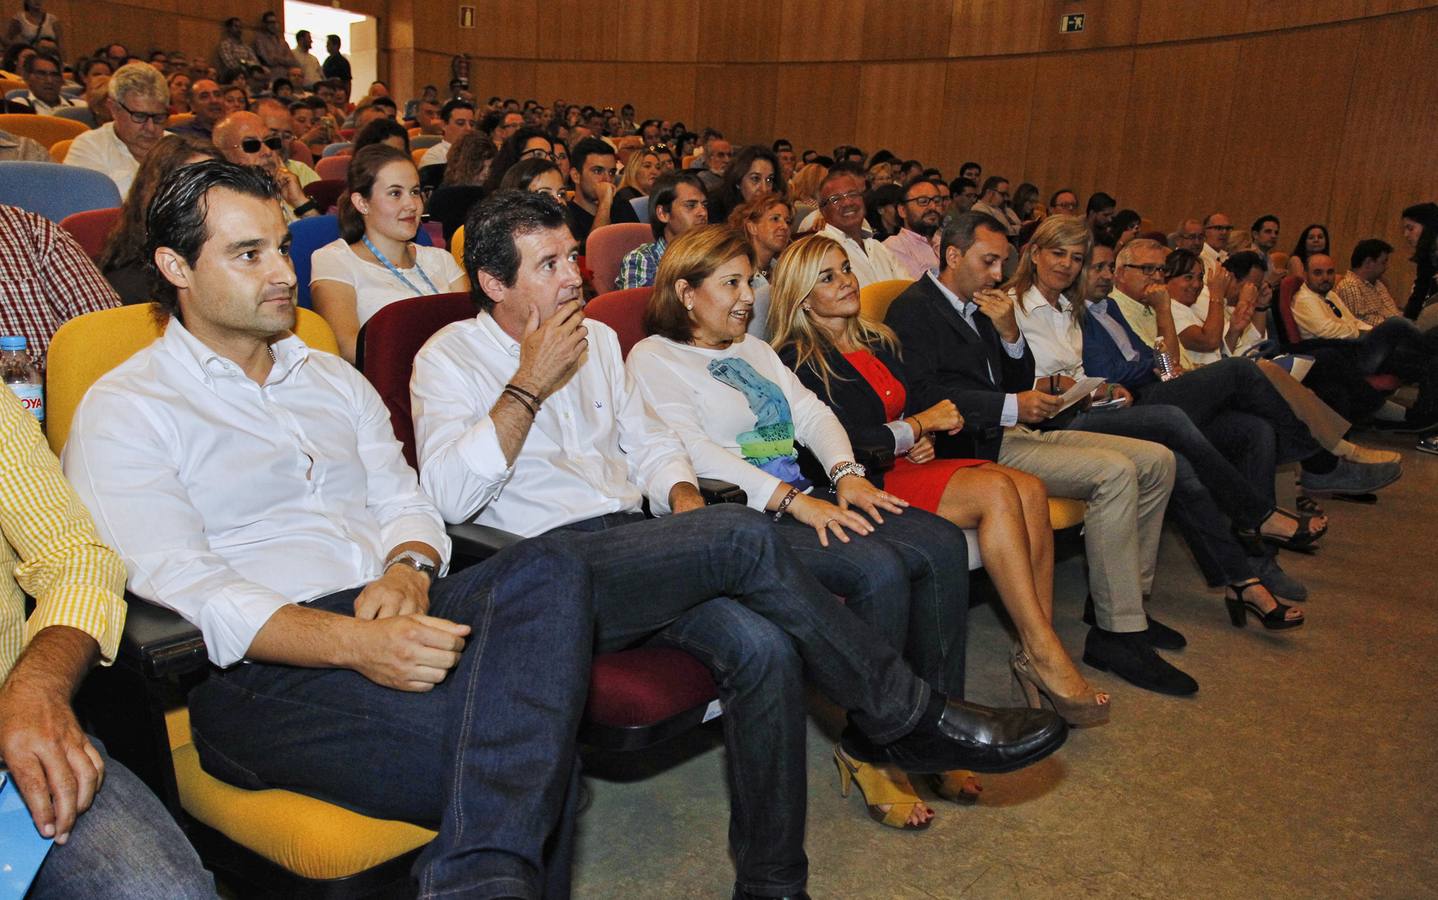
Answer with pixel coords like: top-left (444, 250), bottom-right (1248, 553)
top-left (238, 136), bottom-right (286, 153)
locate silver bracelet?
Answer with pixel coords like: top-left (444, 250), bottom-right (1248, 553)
top-left (829, 461), bottom-right (868, 487)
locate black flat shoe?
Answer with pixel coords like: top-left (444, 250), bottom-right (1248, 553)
top-left (734, 890), bottom-right (810, 900)
top-left (1225, 580), bottom-right (1304, 630)
top-left (1082, 596), bottom-right (1186, 650)
top-left (1082, 627), bottom-right (1198, 696)
top-left (841, 696), bottom-right (1067, 776)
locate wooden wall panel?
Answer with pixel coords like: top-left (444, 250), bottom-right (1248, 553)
top-left (691, 63), bottom-right (773, 147)
top-left (455, 1), bottom-right (540, 58)
top-left (773, 63), bottom-right (861, 158)
top-left (777, 0), bottom-right (865, 62)
top-left (1244, 0), bottom-right (1369, 32)
top-left (697, 0), bottom-right (781, 62)
top-left (1134, 0), bottom-right (1251, 44)
top-left (533, 62), bottom-right (617, 108)
top-left (1038, 0), bottom-right (1142, 51)
top-left (1021, 47), bottom-right (1134, 208)
top-left (853, 62), bottom-right (948, 165)
top-left (948, 0), bottom-right (1043, 57)
top-left (604, 63), bottom-right (698, 130)
top-left (609, 0), bottom-right (699, 62)
top-left (860, 0), bottom-right (952, 61)
top-left (938, 56), bottom-right (1036, 177)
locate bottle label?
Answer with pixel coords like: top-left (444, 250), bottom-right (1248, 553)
top-left (8, 384), bottom-right (44, 423)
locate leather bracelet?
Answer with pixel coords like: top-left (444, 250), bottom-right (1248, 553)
top-left (773, 486), bottom-right (799, 521)
top-left (504, 382), bottom-right (541, 404)
top-left (502, 386), bottom-right (539, 416)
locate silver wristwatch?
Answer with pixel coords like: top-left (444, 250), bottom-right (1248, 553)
top-left (829, 461), bottom-right (867, 486)
top-left (385, 550), bottom-right (438, 581)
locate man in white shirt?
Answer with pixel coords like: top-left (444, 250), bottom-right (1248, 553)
top-left (409, 191), bottom-right (1066, 899)
top-left (64, 63), bottom-right (170, 199)
top-left (292, 30), bottom-right (323, 89)
top-left (1292, 253), bottom-right (1438, 431)
top-left (816, 163), bottom-right (906, 287)
top-left (419, 99), bottom-right (476, 168)
top-left (882, 177), bottom-right (941, 280)
top-left (61, 161), bottom-right (595, 899)
top-left (11, 51), bottom-right (77, 115)
top-left (1199, 212), bottom-right (1231, 278)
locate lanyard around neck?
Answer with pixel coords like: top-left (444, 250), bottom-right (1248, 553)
top-left (362, 234), bottom-right (439, 296)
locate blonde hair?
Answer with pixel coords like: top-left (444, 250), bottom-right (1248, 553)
top-left (646, 225), bottom-right (754, 342)
top-left (768, 234), bottom-right (897, 400)
top-left (788, 162), bottom-right (828, 206)
top-left (618, 149), bottom-right (660, 193)
top-left (1003, 214), bottom-right (1091, 310)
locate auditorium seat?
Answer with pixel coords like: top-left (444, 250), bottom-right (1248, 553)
top-left (412, 133), bottom-right (442, 150)
top-left (59, 207), bottom-right (120, 262)
top-left (288, 138), bottom-right (314, 167)
top-left (48, 137), bottom-right (72, 162)
top-left (859, 278), bottom-right (914, 322)
top-left (0, 112), bottom-right (87, 148)
top-left (290, 213), bottom-right (435, 309)
top-left (1275, 275), bottom-right (1401, 393)
top-left (449, 223), bottom-right (465, 269)
top-left (302, 178), bottom-right (345, 214)
top-left (320, 141), bottom-right (353, 157)
top-left (0, 160), bottom-right (121, 222)
top-left (410, 147), bottom-right (428, 169)
top-left (315, 154), bottom-right (350, 181)
top-left (585, 222), bottom-right (652, 293)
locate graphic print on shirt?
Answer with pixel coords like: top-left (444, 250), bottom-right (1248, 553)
top-left (707, 357), bottom-right (809, 488)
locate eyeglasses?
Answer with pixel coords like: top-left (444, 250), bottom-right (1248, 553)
top-left (1121, 263), bottom-right (1165, 277)
top-left (237, 136), bottom-right (285, 153)
top-left (114, 97), bottom-right (169, 126)
top-left (1052, 202), bottom-right (1078, 212)
top-left (519, 147), bottom-right (553, 160)
top-left (905, 195), bottom-right (941, 208)
top-left (1205, 224), bottom-right (1233, 232)
top-left (646, 143), bottom-right (671, 154)
top-left (820, 189), bottom-right (864, 208)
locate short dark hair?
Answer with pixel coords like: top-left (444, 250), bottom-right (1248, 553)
top-left (440, 98), bottom-right (474, 123)
top-left (369, 95), bottom-right (398, 113)
top-left (464, 190), bottom-right (570, 312)
top-left (818, 160), bottom-right (866, 196)
top-left (338, 144), bottom-right (414, 242)
top-left (1351, 238), bottom-right (1393, 269)
top-left (1222, 250), bottom-right (1268, 280)
top-left (649, 171), bottom-right (706, 240)
top-left (959, 161), bottom-right (980, 174)
top-left (146, 161), bottom-right (280, 320)
top-left (22, 49), bottom-right (60, 75)
top-left (939, 211), bottom-right (1008, 271)
top-left (1086, 192), bottom-right (1117, 214)
top-left (1251, 214), bottom-right (1279, 233)
top-left (980, 175), bottom-right (1008, 194)
top-left (949, 177), bottom-right (977, 195)
top-left (569, 137), bottom-right (615, 175)
top-left (772, 138), bottom-right (792, 153)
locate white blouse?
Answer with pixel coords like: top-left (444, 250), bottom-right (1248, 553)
top-left (309, 238), bottom-right (465, 326)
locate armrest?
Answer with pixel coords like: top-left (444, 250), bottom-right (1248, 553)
top-left (697, 477), bottom-right (747, 506)
top-left (446, 521), bottom-right (524, 563)
top-left (117, 591), bottom-right (208, 679)
top-left (852, 442), bottom-right (895, 473)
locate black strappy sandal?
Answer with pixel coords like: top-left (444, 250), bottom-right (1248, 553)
top-left (1236, 507), bottom-right (1327, 554)
top-left (1225, 580), bottom-right (1304, 630)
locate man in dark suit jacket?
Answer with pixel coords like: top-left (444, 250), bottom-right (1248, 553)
top-left (886, 211), bottom-right (1195, 696)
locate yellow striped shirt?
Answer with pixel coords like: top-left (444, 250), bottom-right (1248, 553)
top-left (0, 388), bottom-right (125, 681)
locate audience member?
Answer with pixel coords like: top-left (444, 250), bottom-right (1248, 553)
top-left (773, 138), bottom-right (796, 180)
top-left (429, 131), bottom-right (497, 242)
top-left (0, 125), bottom-right (47, 161)
top-left (815, 163), bottom-right (905, 286)
top-left (949, 177), bottom-right (980, 213)
top-left (1286, 223), bottom-right (1330, 280)
top-left (292, 28), bottom-right (322, 88)
top-left (1086, 191), bottom-right (1117, 232)
top-left (169, 78), bottom-right (224, 139)
top-left (565, 136), bottom-right (617, 253)
top-left (1049, 189), bottom-right (1079, 215)
top-left (729, 191), bottom-right (791, 338)
top-left (166, 71), bottom-right (190, 112)
top-left (1172, 218), bottom-right (1203, 254)
top-left (1251, 215), bottom-right (1281, 254)
top-left (1012, 183), bottom-right (1040, 225)
top-left (1336, 239), bottom-right (1402, 327)
top-left (352, 115), bottom-right (410, 154)
top-left (709, 144), bottom-right (784, 222)
top-left (220, 82), bottom-right (247, 114)
top-left (253, 11), bottom-right (293, 82)
top-left (216, 16), bottom-right (260, 82)
top-left (970, 176), bottom-right (1021, 237)
top-left (1400, 202), bottom-right (1438, 319)
top-left (0, 205), bottom-right (121, 362)
top-left (321, 33), bottom-right (351, 98)
top-left (419, 98), bottom-right (475, 167)
top-left (10, 50), bottom-right (76, 114)
top-left (608, 143), bottom-right (667, 224)
top-left (62, 62), bottom-right (168, 200)
top-left (883, 177), bottom-right (942, 279)
top-left (1105, 209), bottom-right (1142, 251)
top-left (254, 97), bottom-right (319, 185)
top-left (617, 170), bottom-right (708, 290)
top-left (6, 0), bottom-right (60, 49)
top-left (496, 156), bottom-right (564, 196)
top-left (884, 212), bottom-right (1191, 696)
top-left (481, 126), bottom-right (552, 193)
top-left (212, 111), bottom-right (320, 221)
top-left (958, 161), bottom-right (981, 184)
top-left (1200, 212), bottom-right (1232, 276)
top-left (311, 144), bottom-right (467, 361)
top-left (864, 183), bottom-right (904, 241)
top-left (697, 130), bottom-right (732, 191)
top-left (788, 161), bottom-right (828, 227)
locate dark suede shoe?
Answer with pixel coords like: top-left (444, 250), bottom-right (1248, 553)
top-left (1253, 553), bottom-right (1308, 602)
top-left (1082, 627), bottom-right (1198, 696)
top-left (841, 697), bottom-right (1067, 776)
top-left (1083, 596), bottom-right (1186, 650)
top-left (734, 891), bottom-right (810, 900)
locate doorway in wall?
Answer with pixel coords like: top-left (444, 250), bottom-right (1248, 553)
top-left (284, 0), bottom-right (377, 102)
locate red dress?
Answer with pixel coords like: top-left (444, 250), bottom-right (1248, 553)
top-left (843, 350), bottom-right (986, 514)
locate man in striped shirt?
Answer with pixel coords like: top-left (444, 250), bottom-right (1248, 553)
top-left (0, 389), bottom-right (212, 897)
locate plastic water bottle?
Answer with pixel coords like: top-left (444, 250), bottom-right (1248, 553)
top-left (1153, 335), bottom-right (1177, 382)
top-left (1, 336), bottom-right (44, 427)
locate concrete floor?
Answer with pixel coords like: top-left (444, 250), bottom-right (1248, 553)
top-left (570, 430), bottom-right (1438, 899)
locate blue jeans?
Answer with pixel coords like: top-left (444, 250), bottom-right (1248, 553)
top-left (189, 536), bottom-right (596, 900)
top-left (29, 740), bottom-right (214, 900)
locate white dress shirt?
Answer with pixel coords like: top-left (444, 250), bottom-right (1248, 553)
top-left (420, 140), bottom-right (451, 168)
top-left (411, 312), bottom-right (697, 535)
top-left (819, 223), bottom-right (906, 287)
top-left (929, 272), bottom-right (1023, 425)
top-left (1200, 242), bottom-right (1227, 279)
top-left (1011, 285), bottom-right (1086, 378)
top-left (63, 123), bottom-right (140, 199)
top-left (1292, 283), bottom-right (1369, 340)
top-left (1169, 291), bottom-right (1263, 365)
top-left (62, 321), bottom-right (449, 668)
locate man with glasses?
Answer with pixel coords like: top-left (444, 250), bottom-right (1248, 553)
top-left (65, 63), bottom-right (170, 199)
top-left (884, 176), bottom-right (943, 279)
top-left (1172, 218), bottom-right (1204, 254)
top-left (617, 171), bottom-right (708, 289)
top-left (971, 175), bottom-right (1021, 237)
top-left (213, 111), bottom-right (320, 220)
top-left (11, 51), bottom-right (76, 115)
top-left (254, 98), bottom-right (319, 187)
top-left (696, 130), bottom-right (732, 191)
top-left (1200, 212), bottom-right (1232, 277)
top-left (1049, 189), bottom-right (1080, 216)
top-left (816, 162), bottom-right (905, 286)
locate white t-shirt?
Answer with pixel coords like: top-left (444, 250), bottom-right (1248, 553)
top-left (1171, 291), bottom-right (1262, 366)
top-left (309, 238), bottom-right (465, 326)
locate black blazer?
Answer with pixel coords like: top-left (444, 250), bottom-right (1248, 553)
top-left (778, 343), bottom-right (913, 489)
top-left (883, 273), bottom-right (1035, 461)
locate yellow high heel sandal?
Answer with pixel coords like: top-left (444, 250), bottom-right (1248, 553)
top-left (833, 746), bottom-right (932, 831)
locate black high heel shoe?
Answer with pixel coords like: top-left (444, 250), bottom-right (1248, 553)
top-left (1225, 580), bottom-right (1304, 630)
top-left (1235, 507), bottom-right (1327, 554)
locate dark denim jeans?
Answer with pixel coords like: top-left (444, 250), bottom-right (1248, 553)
top-left (29, 741), bottom-right (215, 900)
top-left (190, 537), bottom-right (596, 900)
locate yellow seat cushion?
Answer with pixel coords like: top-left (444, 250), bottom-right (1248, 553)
top-left (1048, 497), bottom-right (1086, 530)
top-left (165, 707), bottom-right (435, 881)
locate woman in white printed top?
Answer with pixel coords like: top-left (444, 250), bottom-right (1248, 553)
top-left (310, 144), bottom-right (468, 362)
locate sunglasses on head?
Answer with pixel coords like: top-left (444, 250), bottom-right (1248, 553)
top-left (239, 136), bottom-right (286, 153)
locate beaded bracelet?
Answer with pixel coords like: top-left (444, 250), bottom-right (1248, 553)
top-left (773, 486), bottom-right (799, 521)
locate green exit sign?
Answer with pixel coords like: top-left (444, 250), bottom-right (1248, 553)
top-left (1060, 13), bottom-right (1086, 32)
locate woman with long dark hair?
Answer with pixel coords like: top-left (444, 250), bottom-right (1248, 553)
top-left (1400, 202), bottom-right (1438, 320)
top-left (708, 144), bottom-right (786, 222)
top-left (1285, 223), bottom-right (1330, 280)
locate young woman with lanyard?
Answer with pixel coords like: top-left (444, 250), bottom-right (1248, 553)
top-left (311, 144), bottom-right (469, 362)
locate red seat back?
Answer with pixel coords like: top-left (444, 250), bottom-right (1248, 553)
top-left (315, 154), bottom-right (351, 182)
top-left (59, 207), bottom-right (120, 262)
top-left (586, 287), bottom-right (654, 358)
top-left (359, 292), bottom-right (476, 468)
top-left (302, 178), bottom-right (345, 214)
top-left (585, 223), bottom-right (652, 293)
top-left (1276, 275), bottom-right (1303, 345)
